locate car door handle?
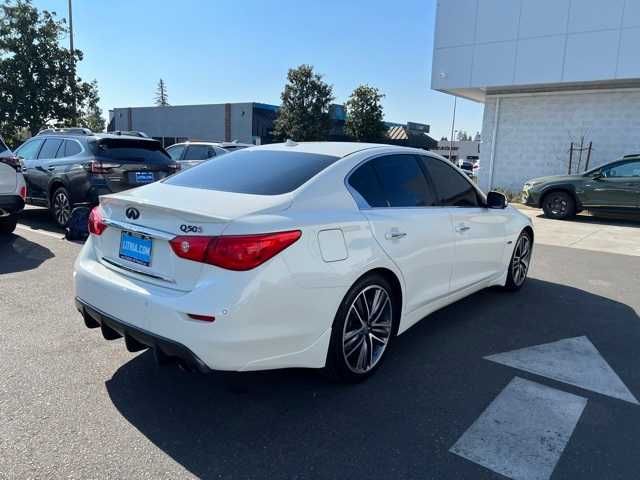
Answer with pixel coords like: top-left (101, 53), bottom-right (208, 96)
top-left (47, 165), bottom-right (56, 171)
top-left (385, 231), bottom-right (407, 240)
top-left (456, 225), bottom-right (471, 233)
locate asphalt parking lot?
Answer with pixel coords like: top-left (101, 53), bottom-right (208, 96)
top-left (1, 207), bottom-right (640, 479)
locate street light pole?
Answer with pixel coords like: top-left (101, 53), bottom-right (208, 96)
top-left (68, 0), bottom-right (76, 122)
top-left (448, 96), bottom-right (457, 163)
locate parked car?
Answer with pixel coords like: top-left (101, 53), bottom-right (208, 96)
top-left (14, 128), bottom-right (179, 227)
top-left (0, 136), bottom-right (27, 234)
top-left (457, 158), bottom-right (479, 178)
top-left (522, 155), bottom-right (640, 219)
top-left (166, 141), bottom-right (231, 170)
top-left (74, 142), bottom-right (533, 382)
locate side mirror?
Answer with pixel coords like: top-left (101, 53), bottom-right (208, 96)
top-left (486, 191), bottom-right (508, 209)
top-left (592, 171), bottom-right (603, 180)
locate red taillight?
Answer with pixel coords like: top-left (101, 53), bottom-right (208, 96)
top-left (169, 230), bottom-right (302, 271)
top-left (19, 185), bottom-right (27, 200)
top-left (88, 207), bottom-right (107, 236)
top-left (86, 161), bottom-right (114, 174)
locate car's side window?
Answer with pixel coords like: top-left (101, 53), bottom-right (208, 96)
top-left (15, 138), bottom-right (44, 160)
top-left (63, 140), bottom-right (82, 157)
top-left (421, 156), bottom-right (481, 207)
top-left (185, 145), bottom-right (212, 160)
top-left (37, 138), bottom-right (63, 159)
top-left (604, 161), bottom-right (640, 178)
top-left (167, 144), bottom-right (185, 161)
top-left (348, 161), bottom-right (388, 208)
top-left (371, 155), bottom-right (437, 207)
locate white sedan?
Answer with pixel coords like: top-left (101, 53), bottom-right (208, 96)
top-left (74, 142), bottom-right (533, 382)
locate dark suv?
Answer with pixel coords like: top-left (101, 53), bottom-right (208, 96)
top-left (522, 155), bottom-right (640, 219)
top-left (15, 128), bottom-right (179, 227)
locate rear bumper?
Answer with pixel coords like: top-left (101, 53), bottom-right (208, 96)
top-left (76, 297), bottom-right (211, 373)
top-left (0, 194), bottom-right (25, 215)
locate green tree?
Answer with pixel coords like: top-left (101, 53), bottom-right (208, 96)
top-left (77, 80), bottom-right (105, 132)
top-left (155, 78), bottom-right (169, 106)
top-left (344, 84), bottom-right (386, 142)
top-left (0, 0), bottom-right (100, 139)
top-left (273, 64), bottom-right (334, 141)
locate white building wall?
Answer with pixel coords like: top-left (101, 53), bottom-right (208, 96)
top-left (478, 89), bottom-right (640, 192)
top-left (432, 0), bottom-right (640, 101)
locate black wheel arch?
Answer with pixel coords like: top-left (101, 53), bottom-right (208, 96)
top-left (48, 178), bottom-right (71, 207)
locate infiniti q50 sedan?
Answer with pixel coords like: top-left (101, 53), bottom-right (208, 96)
top-left (74, 142), bottom-right (534, 382)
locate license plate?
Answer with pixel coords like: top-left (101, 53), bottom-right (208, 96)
top-left (134, 171), bottom-right (155, 184)
top-left (119, 231), bottom-right (153, 266)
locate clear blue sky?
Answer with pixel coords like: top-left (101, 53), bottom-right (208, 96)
top-left (36, 0), bottom-right (483, 140)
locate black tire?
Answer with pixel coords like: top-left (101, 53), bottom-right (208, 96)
top-left (324, 273), bottom-right (398, 383)
top-left (0, 214), bottom-right (17, 234)
top-left (542, 191), bottom-right (576, 219)
top-left (50, 186), bottom-right (72, 228)
top-left (503, 230), bottom-right (533, 291)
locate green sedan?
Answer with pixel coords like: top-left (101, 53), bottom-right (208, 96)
top-left (522, 155), bottom-right (640, 219)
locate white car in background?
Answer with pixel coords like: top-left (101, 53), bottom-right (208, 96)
top-left (0, 137), bottom-right (27, 234)
top-left (74, 142), bottom-right (533, 382)
top-left (166, 141), bottom-right (253, 170)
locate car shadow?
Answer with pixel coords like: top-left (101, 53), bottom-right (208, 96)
top-left (0, 233), bottom-right (55, 274)
top-left (535, 211), bottom-right (640, 228)
top-left (17, 207), bottom-right (66, 235)
top-left (105, 279), bottom-right (640, 479)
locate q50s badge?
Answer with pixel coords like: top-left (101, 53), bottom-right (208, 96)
top-left (180, 224), bottom-right (203, 233)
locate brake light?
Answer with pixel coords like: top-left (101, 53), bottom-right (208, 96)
top-left (169, 230), bottom-right (302, 271)
top-left (88, 207), bottom-right (107, 236)
top-left (86, 161), bottom-right (115, 174)
top-left (19, 185), bottom-right (26, 200)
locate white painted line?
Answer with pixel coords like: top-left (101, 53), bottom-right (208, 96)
top-left (16, 225), bottom-right (65, 240)
top-left (450, 377), bottom-right (587, 480)
top-left (485, 336), bottom-right (639, 405)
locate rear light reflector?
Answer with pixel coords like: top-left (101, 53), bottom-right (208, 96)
top-left (187, 314), bottom-right (216, 322)
top-left (88, 207), bottom-right (107, 236)
top-left (169, 230), bottom-right (302, 271)
top-left (19, 185), bottom-right (27, 200)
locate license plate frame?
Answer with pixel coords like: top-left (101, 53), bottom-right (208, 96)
top-left (119, 231), bottom-right (153, 267)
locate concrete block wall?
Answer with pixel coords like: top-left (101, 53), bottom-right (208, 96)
top-left (478, 89), bottom-right (640, 192)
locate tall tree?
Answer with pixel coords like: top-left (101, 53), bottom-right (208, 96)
top-left (344, 84), bottom-right (386, 142)
top-left (273, 65), bottom-right (334, 141)
top-left (456, 130), bottom-right (471, 141)
top-left (76, 80), bottom-right (105, 132)
top-left (155, 78), bottom-right (169, 106)
top-left (0, 0), bottom-right (100, 139)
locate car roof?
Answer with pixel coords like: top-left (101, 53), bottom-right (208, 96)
top-left (254, 141), bottom-right (396, 158)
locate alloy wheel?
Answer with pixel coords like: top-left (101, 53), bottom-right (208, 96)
top-left (511, 234), bottom-right (532, 287)
top-left (548, 195), bottom-right (567, 216)
top-left (342, 285), bottom-right (393, 374)
top-left (53, 191), bottom-right (71, 226)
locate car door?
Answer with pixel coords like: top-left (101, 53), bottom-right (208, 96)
top-left (583, 160), bottom-right (640, 209)
top-left (348, 154), bottom-right (456, 315)
top-left (32, 138), bottom-right (64, 201)
top-left (15, 138), bottom-right (46, 200)
top-left (420, 156), bottom-right (507, 292)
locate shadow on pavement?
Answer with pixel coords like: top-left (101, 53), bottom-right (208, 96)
top-left (105, 279), bottom-right (640, 479)
top-left (0, 233), bottom-right (55, 274)
top-left (535, 211), bottom-right (640, 228)
top-left (17, 207), bottom-right (66, 235)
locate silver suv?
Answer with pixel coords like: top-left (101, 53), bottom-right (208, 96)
top-left (0, 136), bottom-right (27, 234)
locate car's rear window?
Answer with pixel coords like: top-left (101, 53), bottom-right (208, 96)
top-left (165, 149), bottom-right (340, 195)
top-left (94, 139), bottom-right (171, 164)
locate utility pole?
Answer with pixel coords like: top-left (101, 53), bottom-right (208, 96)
top-left (449, 96), bottom-right (457, 163)
top-left (68, 0), bottom-right (76, 122)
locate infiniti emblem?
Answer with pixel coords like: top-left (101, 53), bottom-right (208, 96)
top-left (125, 207), bottom-right (140, 220)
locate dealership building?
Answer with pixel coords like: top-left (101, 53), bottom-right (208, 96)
top-left (432, 0), bottom-right (640, 192)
